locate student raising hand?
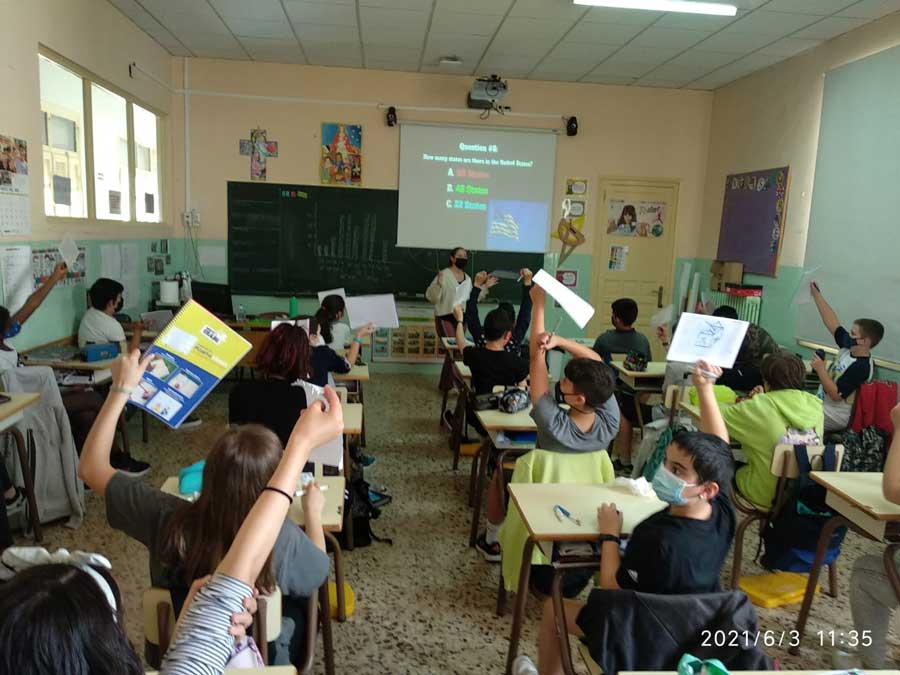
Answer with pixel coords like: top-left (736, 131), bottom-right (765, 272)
top-left (301, 482), bottom-right (327, 553)
top-left (519, 268), bottom-right (533, 286)
top-left (691, 359), bottom-right (722, 388)
top-left (692, 360), bottom-right (729, 443)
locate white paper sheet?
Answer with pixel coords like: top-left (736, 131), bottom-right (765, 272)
top-left (270, 318), bottom-right (310, 332)
top-left (675, 261), bottom-right (691, 320)
top-left (649, 305), bottom-right (673, 330)
top-left (58, 234), bottom-right (79, 271)
top-left (792, 266), bottom-right (822, 306)
top-left (666, 312), bottom-right (750, 368)
top-left (532, 268), bottom-right (595, 329)
top-left (100, 244), bottom-right (122, 280)
top-left (1, 245), bottom-right (33, 311)
top-left (122, 275), bottom-right (140, 311)
top-left (345, 294), bottom-right (399, 329)
top-left (298, 381), bottom-right (344, 469)
top-left (0, 194), bottom-right (30, 236)
top-left (121, 244), bottom-right (139, 278)
top-left (317, 288), bottom-right (346, 305)
top-left (198, 245), bottom-right (227, 267)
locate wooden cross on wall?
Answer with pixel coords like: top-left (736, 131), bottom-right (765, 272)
top-left (239, 128), bottom-right (278, 181)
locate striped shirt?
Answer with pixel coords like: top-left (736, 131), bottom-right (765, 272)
top-left (161, 573), bottom-right (252, 675)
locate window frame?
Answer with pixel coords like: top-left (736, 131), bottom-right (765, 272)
top-left (39, 46), bottom-right (166, 227)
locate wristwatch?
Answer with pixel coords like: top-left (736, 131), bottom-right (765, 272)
top-left (597, 533), bottom-right (621, 545)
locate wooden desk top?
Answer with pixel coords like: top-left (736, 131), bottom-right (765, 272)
top-left (612, 361), bottom-right (667, 378)
top-left (0, 392), bottom-right (40, 421)
top-left (334, 364), bottom-right (369, 383)
top-left (475, 407), bottom-right (537, 432)
top-left (456, 362), bottom-right (471, 380)
top-left (812, 471), bottom-right (900, 521)
top-left (342, 403), bottom-right (363, 435)
top-left (162, 476), bottom-right (345, 531)
top-left (441, 336), bottom-right (473, 351)
top-left (509, 482), bottom-right (665, 541)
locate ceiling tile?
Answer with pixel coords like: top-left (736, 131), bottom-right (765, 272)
top-left (360, 0), bottom-right (431, 8)
top-left (424, 33), bottom-right (491, 55)
top-left (548, 41), bottom-right (619, 62)
top-left (566, 21), bottom-right (645, 45)
top-left (362, 26), bottom-right (426, 45)
top-left (654, 11), bottom-right (744, 30)
top-left (630, 27), bottom-right (712, 49)
top-left (791, 15), bottom-right (871, 39)
top-left (141, 0), bottom-right (210, 16)
top-left (698, 30), bottom-right (778, 52)
top-left (283, 1), bottom-right (358, 25)
top-left (434, 0), bottom-right (511, 14)
top-left (587, 61), bottom-right (656, 78)
top-left (240, 38), bottom-right (307, 63)
top-left (359, 6), bottom-right (430, 31)
top-left (667, 49), bottom-right (739, 68)
top-left (224, 18), bottom-right (295, 40)
top-left (755, 36), bottom-right (821, 55)
top-left (429, 8), bottom-right (504, 35)
top-left (532, 56), bottom-right (601, 75)
top-left (582, 6), bottom-right (662, 24)
top-left (581, 74), bottom-right (638, 85)
top-left (162, 11), bottom-right (232, 36)
top-left (303, 41), bottom-right (363, 65)
top-left (179, 31), bottom-right (243, 50)
top-left (476, 64), bottom-right (531, 78)
top-left (643, 62), bottom-right (718, 81)
top-left (528, 70), bottom-right (582, 82)
top-left (837, 0), bottom-right (900, 18)
top-left (764, 0), bottom-right (857, 14)
top-left (634, 78), bottom-right (690, 88)
top-left (731, 0), bottom-right (769, 9)
top-left (509, 0), bottom-right (587, 21)
top-left (365, 44), bottom-right (422, 60)
top-left (210, 0), bottom-right (286, 21)
top-left (477, 49), bottom-right (542, 72)
top-left (727, 10), bottom-right (819, 35)
top-left (605, 45), bottom-right (681, 65)
top-left (189, 46), bottom-right (249, 59)
top-left (292, 22), bottom-right (359, 41)
top-left (492, 16), bottom-right (572, 40)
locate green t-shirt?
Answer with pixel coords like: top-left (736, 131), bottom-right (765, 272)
top-left (722, 389), bottom-right (824, 508)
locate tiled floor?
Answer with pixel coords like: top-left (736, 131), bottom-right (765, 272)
top-left (13, 373), bottom-right (898, 673)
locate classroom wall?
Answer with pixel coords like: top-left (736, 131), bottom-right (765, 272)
top-left (171, 58), bottom-right (714, 333)
top-left (1, 0), bottom-right (175, 349)
top-left (699, 9), bottom-right (900, 370)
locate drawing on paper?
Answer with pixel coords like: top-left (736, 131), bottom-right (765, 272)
top-left (695, 320), bottom-right (725, 349)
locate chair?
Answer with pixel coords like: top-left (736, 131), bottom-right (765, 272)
top-left (143, 587), bottom-right (302, 670)
top-left (1, 427), bottom-right (42, 541)
top-left (730, 444), bottom-right (845, 590)
top-left (229, 380), bottom-right (307, 447)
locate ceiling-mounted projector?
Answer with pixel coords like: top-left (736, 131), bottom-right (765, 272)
top-left (467, 74), bottom-right (508, 110)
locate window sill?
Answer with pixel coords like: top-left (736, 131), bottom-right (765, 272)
top-left (44, 215), bottom-right (174, 232)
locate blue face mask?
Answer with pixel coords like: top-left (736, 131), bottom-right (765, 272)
top-left (652, 465), bottom-right (699, 506)
top-left (4, 320), bottom-right (21, 340)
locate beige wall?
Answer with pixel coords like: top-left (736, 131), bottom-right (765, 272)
top-left (3, 0), bottom-right (173, 240)
top-left (701, 11), bottom-right (900, 266)
top-left (174, 59), bottom-right (713, 258)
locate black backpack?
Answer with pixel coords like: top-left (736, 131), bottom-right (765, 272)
top-left (760, 445), bottom-right (846, 572)
top-left (338, 475), bottom-right (392, 549)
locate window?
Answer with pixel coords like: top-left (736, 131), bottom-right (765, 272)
top-left (38, 52), bottom-right (163, 223)
top-left (134, 104), bottom-right (160, 223)
top-left (39, 55), bottom-right (87, 218)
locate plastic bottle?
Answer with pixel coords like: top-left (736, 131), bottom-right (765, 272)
top-left (289, 296), bottom-right (299, 317)
top-left (236, 304), bottom-right (246, 321)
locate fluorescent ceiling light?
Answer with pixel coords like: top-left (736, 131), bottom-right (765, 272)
top-left (573, 0), bottom-right (737, 16)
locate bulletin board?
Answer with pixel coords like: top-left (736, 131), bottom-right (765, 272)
top-left (716, 166), bottom-right (789, 277)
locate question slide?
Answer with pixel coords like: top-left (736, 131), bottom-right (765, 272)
top-left (397, 123), bottom-right (556, 253)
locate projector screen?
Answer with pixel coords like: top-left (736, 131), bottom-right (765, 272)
top-left (397, 123), bottom-right (557, 253)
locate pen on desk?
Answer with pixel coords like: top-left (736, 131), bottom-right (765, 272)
top-left (554, 504), bottom-right (582, 526)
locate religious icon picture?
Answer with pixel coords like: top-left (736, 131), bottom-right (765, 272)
top-left (239, 128), bottom-right (279, 181)
top-left (320, 122), bottom-right (362, 186)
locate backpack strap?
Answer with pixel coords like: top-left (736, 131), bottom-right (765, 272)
top-left (822, 445), bottom-right (837, 472)
top-left (794, 444), bottom-right (813, 476)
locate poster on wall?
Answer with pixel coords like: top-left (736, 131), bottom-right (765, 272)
top-left (320, 123), bottom-right (362, 186)
top-left (32, 247), bottom-right (86, 287)
top-left (608, 244), bottom-right (629, 271)
top-left (1, 246), bottom-right (33, 312)
top-left (552, 188), bottom-right (586, 241)
top-left (716, 166), bottom-right (789, 277)
top-left (0, 135), bottom-right (31, 236)
top-left (607, 199), bottom-right (666, 237)
top-left (239, 128), bottom-right (279, 181)
top-left (565, 178), bottom-right (587, 195)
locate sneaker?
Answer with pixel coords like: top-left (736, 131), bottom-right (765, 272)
top-left (4, 487), bottom-right (26, 515)
top-left (475, 533), bottom-right (501, 562)
top-left (177, 414), bottom-right (202, 430)
top-left (112, 455), bottom-right (151, 477)
top-left (359, 454), bottom-right (377, 468)
top-left (512, 655), bottom-right (539, 675)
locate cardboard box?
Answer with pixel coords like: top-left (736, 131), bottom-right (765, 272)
top-left (711, 261), bottom-right (743, 292)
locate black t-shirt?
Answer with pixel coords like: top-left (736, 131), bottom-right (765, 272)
top-left (309, 345), bottom-right (351, 387)
top-left (228, 378), bottom-right (307, 446)
top-left (616, 495), bottom-right (735, 594)
top-left (462, 346), bottom-right (529, 395)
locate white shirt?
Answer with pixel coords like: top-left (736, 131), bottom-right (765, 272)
top-left (0, 345), bottom-right (18, 371)
top-left (327, 323), bottom-right (352, 352)
top-left (78, 308), bottom-right (126, 347)
top-left (425, 267), bottom-right (480, 317)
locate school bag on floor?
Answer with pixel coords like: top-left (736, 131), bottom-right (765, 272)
top-left (338, 473), bottom-right (392, 548)
top-left (760, 445), bottom-right (846, 572)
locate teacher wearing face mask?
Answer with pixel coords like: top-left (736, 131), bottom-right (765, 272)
top-left (426, 246), bottom-right (486, 339)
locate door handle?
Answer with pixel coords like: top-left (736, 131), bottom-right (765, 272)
top-left (657, 285), bottom-right (663, 308)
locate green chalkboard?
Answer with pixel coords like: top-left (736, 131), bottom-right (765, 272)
top-left (227, 181), bottom-right (544, 302)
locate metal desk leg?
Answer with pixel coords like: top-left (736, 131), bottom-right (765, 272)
top-left (450, 388), bottom-right (467, 470)
top-left (552, 570), bottom-right (577, 675)
top-left (505, 538), bottom-right (535, 675)
top-left (792, 515), bottom-right (848, 653)
top-left (469, 438), bottom-right (493, 547)
top-left (10, 428), bottom-right (41, 542)
top-left (324, 531), bottom-right (347, 622)
top-left (318, 581), bottom-right (335, 675)
top-left (468, 437), bottom-right (488, 508)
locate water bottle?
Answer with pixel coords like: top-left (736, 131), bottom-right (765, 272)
top-left (236, 304), bottom-right (246, 322)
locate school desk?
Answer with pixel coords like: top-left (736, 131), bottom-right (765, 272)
top-left (147, 666), bottom-right (298, 674)
top-left (438, 336), bottom-right (470, 424)
top-left (446, 361), bottom-right (473, 470)
top-left (611, 360), bottom-right (667, 391)
top-left (791, 471), bottom-right (900, 654)
top-left (504, 482), bottom-right (665, 675)
top-left (162, 473), bottom-right (350, 638)
top-left (0, 392), bottom-right (42, 540)
top-left (468, 409), bottom-right (538, 547)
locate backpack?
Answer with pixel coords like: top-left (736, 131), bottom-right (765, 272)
top-left (829, 427), bottom-right (888, 472)
top-left (338, 474), bottom-right (393, 549)
top-left (623, 350), bottom-right (648, 372)
top-left (498, 387), bottom-right (529, 414)
top-left (760, 445), bottom-right (846, 572)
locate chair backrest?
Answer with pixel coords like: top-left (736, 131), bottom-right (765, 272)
top-left (664, 384), bottom-right (690, 410)
top-left (335, 386), bottom-right (348, 405)
top-left (769, 444), bottom-right (845, 479)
